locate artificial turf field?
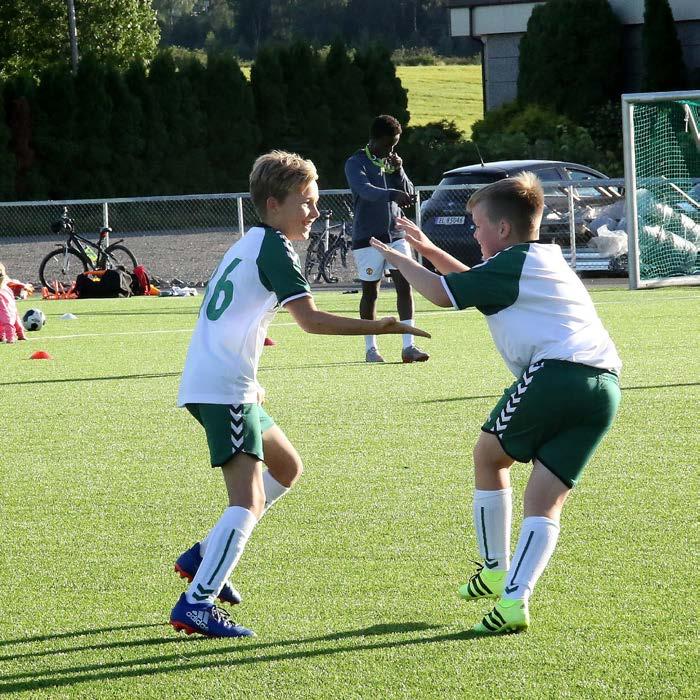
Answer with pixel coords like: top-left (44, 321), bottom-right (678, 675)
top-left (1, 287), bottom-right (698, 699)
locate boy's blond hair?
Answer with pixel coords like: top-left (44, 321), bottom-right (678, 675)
top-left (0, 262), bottom-right (6, 286)
top-left (249, 150), bottom-right (318, 219)
top-left (467, 171), bottom-right (544, 240)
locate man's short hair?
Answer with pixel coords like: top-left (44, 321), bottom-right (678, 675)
top-left (370, 115), bottom-right (402, 141)
top-left (467, 172), bottom-right (545, 240)
top-left (249, 150), bottom-right (318, 219)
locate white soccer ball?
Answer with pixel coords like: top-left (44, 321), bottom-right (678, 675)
top-left (22, 308), bottom-right (46, 331)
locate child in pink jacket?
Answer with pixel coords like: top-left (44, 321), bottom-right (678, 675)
top-left (0, 262), bottom-right (26, 343)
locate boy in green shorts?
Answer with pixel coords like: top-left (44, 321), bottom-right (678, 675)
top-left (369, 172), bottom-right (621, 634)
top-left (170, 150), bottom-right (429, 638)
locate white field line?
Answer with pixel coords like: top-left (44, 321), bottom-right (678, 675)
top-left (25, 295), bottom-right (699, 341)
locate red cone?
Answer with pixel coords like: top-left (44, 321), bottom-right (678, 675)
top-left (30, 350), bottom-right (53, 360)
top-left (264, 337), bottom-right (277, 346)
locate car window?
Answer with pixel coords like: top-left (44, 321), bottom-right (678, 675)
top-left (565, 168), bottom-right (606, 197)
top-left (534, 168), bottom-right (561, 182)
top-left (427, 173), bottom-right (502, 204)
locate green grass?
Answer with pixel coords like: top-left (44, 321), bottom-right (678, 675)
top-left (240, 64), bottom-right (484, 139)
top-left (396, 64), bottom-right (483, 137)
top-left (1, 287), bottom-right (698, 698)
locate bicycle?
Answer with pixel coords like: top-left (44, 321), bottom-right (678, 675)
top-left (39, 207), bottom-right (138, 293)
top-left (304, 209), bottom-right (351, 284)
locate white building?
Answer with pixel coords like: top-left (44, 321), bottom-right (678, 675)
top-left (448, 0), bottom-right (700, 110)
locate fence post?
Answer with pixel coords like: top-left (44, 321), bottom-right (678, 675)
top-left (237, 196), bottom-right (245, 237)
top-left (103, 201), bottom-right (109, 229)
top-left (567, 185), bottom-right (577, 271)
top-left (414, 190), bottom-right (423, 265)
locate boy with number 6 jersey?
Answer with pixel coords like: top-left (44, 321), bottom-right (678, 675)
top-left (369, 172), bottom-right (621, 634)
top-left (170, 150), bottom-right (430, 638)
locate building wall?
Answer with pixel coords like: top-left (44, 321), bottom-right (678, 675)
top-left (451, 1), bottom-right (700, 111)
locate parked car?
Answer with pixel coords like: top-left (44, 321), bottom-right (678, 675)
top-left (419, 160), bottom-right (623, 271)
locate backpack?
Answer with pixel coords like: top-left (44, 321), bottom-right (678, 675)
top-left (131, 265), bottom-right (151, 295)
top-left (74, 269), bottom-right (133, 298)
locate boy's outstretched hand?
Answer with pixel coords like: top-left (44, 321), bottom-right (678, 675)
top-left (394, 216), bottom-right (434, 255)
top-left (376, 316), bottom-right (430, 338)
top-left (369, 237), bottom-right (412, 266)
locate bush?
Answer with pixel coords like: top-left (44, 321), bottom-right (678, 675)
top-left (518, 0), bottom-right (622, 123)
top-left (471, 101), bottom-right (620, 175)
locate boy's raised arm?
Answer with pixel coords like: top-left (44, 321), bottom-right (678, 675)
top-left (369, 238), bottom-right (452, 308)
top-left (284, 296), bottom-right (430, 338)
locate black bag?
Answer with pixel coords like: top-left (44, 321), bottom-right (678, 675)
top-left (74, 269), bottom-right (134, 298)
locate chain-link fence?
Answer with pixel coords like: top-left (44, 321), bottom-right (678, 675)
top-left (0, 179), bottom-right (633, 287)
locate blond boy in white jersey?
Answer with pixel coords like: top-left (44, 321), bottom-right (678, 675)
top-left (170, 151), bottom-right (429, 638)
top-left (369, 173), bottom-right (621, 634)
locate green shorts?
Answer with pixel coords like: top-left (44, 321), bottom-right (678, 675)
top-left (185, 403), bottom-right (276, 467)
top-left (482, 360), bottom-right (621, 488)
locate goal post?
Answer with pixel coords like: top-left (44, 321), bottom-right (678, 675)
top-left (622, 90), bottom-right (700, 289)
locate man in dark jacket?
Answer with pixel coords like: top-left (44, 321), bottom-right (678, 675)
top-left (344, 115), bottom-right (429, 363)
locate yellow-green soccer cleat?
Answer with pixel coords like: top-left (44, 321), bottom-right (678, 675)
top-left (458, 562), bottom-right (506, 601)
top-left (472, 598), bottom-right (529, 634)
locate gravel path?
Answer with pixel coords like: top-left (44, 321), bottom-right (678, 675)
top-left (2, 229), bottom-right (361, 289)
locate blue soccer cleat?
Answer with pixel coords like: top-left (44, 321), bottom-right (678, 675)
top-left (174, 543), bottom-right (242, 606)
top-left (170, 594), bottom-right (255, 638)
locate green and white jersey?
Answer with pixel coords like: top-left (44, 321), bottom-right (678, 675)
top-left (178, 225), bottom-right (311, 406)
top-left (441, 242), bottom-right (621, 378)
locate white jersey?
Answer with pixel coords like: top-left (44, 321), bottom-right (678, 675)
top-left (178, 225), bottom-right (311, 406)
top-left (442, 242), bottom-right (621, 378)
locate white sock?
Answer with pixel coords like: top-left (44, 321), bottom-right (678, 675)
top-left (365, 335), bottom-right (378, 352)
top-left (473, 488), bottom-right (512, 571)
top-left (262, 469), bottom-right (290, 513)
top-left (186, 506), bottom-right (257, 605)
top-left (200, 469), bottom-right (291, 555)
top-left (401, 319), bottom-right (414, 349)
top-left (502, 516), bottom-right (560, 601)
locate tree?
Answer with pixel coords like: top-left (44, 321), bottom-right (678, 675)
top-left (205, 52), bottom-right (260, 191)
top-left (324, 38), bottom-right (371, 184)
top-left (250, 46), bottom-right (289, 151)
top-left (0, 90), bottom-right (16, 199)
top-left (517, 0), bottom-right (622, 123)
top-left (0, 0), bottom-right (159, 79)
top-left (31, 62), bottom-right (79, 198)
top-left (642, 0), bottom-right (687, 91)
top-left (354, 44), bottom-right (409, 126)
top-left (71, 55), bottom-right (114, 197)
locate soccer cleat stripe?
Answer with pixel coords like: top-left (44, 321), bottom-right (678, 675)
top-left (471, 577), bottom-right (486, 596)
top-left (481, 616), bottom-right (498, 632)
top-left (207, 529), bottom-right (237, 586)
top-left (491, 608), bottom-right (506, 625)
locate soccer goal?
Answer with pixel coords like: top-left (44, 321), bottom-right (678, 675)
top-left (622, 90), bottom-right (700, 289)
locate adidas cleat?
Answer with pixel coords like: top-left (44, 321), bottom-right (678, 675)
top-left (170, 594), bottom-right (255, 638)
top-left (472, 598), bottom-right (529, 635)
top-left (458, 561), bottom-right (506, 601)
top-left (175, 543), bottom-right (242, 606)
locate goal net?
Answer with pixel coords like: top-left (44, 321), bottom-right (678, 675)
top-left (622, 91), bottom-right (700, 288)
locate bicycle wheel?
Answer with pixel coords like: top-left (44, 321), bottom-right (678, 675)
top-left (39, 248), bottom-right (88, 292)
top-left (320, 240), bottom-right (344, 283)
top-left (104, 243), bottom-right (138, 270)
top-left (304, 236), bottom-right (324, 282)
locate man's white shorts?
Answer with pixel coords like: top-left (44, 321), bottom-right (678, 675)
top-left (352, 238), bottom-right (412, 282)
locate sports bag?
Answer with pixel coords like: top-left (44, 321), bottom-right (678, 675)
top-left (131, 265), bottom-right (151, 295)
top-left (74, 269), bottom-right (133, 298)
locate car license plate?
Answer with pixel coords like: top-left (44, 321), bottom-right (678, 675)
top-left (435, 216), bottom-right (465, 225)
